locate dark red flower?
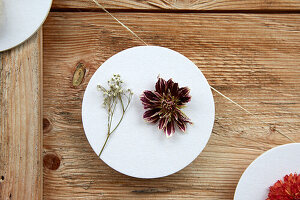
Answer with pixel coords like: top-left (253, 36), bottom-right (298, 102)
top-left (140, 77), bottom-right (192, 137)
top-left (267, 173), bottom-right (300, 200)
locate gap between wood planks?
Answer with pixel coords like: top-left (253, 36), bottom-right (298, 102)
top-left (50, 8), bottom-right (300, 14)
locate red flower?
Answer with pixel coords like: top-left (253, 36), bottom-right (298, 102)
top-left (140, 77), bottom-right (192, 137)
top-left (267, 173), bottom-right (300, 200)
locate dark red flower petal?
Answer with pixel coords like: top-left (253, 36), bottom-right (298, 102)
top-left (178, 87), bottom-right (190, 97)
top-left (173, 111), bottom-right (179, 121)
top-left (180, 96), bottom-right (191, 104)
top-left (164, 120), bottom-right (175, 137)
top-left (176, 119), bottom-right (186, 132)
top-left (175, 111), bottom-right (190, 131)
top-left (155, 78), bottom-right (162, 93)
top-left (143, 90), bottom-right (159, 101)
top-left (155, 78), bottom-right (167, 94)
top-left (145, 113), bottom-right (160, 123)
top-left (177, 110), bottom-right (192, 123)
top-left (143, 103), bottom-right (160, 110)
top-left (141, 77), bottom-right (192, 137)
top-left (166, 79), bottom-right (174, 92)
top-left (143, 108), bottom-right (160, 120)
top-left (140, 95), bottom-right (161, 109)
top-left (153, 91), bottom-right (162, 99)
top-left (171, 82), bottom-right (179, 97)
top-left (140, 96), bottom-right (151, 105)
top-left (158, 117), bottom-right (168, 130)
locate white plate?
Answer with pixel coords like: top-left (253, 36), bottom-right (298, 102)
top-left (82, 46), bottom-right (215, 178)
top-left (0, 0), bottom-right (52, 51)
top-left (234, 143), bottom-right (300, 200)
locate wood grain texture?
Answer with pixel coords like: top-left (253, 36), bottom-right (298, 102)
top-left (0, 30), bottom-right (43, 200)
top-left (43, 12), bottom-right (300, 199)
top-left (52, 0), bottom-right (300, 10)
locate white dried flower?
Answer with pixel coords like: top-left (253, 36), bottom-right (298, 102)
top-left (97, 74), bottom-right (133, 157)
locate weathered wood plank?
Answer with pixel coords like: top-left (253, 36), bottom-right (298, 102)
top-left (52, 0), bottom-right (300, 10)
top-left (0, 30), bottom-right (43, 200)
top-left (43, 13), bottom-right (300, 199)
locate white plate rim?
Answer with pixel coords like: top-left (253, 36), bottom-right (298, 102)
top-left (234, 142), bottom-right (300, 200)
top-left (0, 0), bottom-right (53, 52)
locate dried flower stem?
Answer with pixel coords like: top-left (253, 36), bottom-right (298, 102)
top-left (98, 74), bottom-right (133, 157)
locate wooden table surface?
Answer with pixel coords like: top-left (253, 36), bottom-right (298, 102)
top-left (1, 0), bottom-right (300, 199)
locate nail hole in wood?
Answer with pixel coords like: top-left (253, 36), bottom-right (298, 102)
top-left (43, 153), bottom-right (61, 170)
top-left (269, 125), bottom-right (276, 133)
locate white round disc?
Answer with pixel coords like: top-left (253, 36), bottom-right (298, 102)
top-left (82, 46), bottom-right (215, 178)
top-left (234, 143), bottom-right (300, 200)
top-left (0, 0), bottom-right (52, 51)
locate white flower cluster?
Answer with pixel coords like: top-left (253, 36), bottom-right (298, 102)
top-left (97, 74), bottom-right (133, 109)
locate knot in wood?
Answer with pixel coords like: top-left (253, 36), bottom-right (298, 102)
top-left (43, 118), bottom-right (52, 133)
top-left (43, 153), bottom-right (61, 170)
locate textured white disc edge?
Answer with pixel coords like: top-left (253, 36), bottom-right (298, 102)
top-left (0, 0), bottom-right (52, 51)
top-left (82, 46), bottom-right (215, 178)
top-left (234, 143), bottom-right (300, 200)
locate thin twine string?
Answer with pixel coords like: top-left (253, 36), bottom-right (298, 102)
top-left (91, 0), bottom-right (295, 142)
top-left (91, 0), bottom-right (148, 46)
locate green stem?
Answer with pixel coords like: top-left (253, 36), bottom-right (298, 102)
top-left (109, 111), bottom-right (125, 135)
top-left (107, 112), bottom-right (111, 131)
top-left (99, 93), bottom-right (132, 157)
top-left (110, 96), bottom-right (131, 134)
top-left (99, 130), bottom-right (110, 157)
top-left (101, 98), bottom-right (116, 157)
top-left (108, 98), bottom-right (117, 129)
top-left (99, 108), bottom-right (124, 157)
top-left (119, 95), bottom-right (125, 112)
